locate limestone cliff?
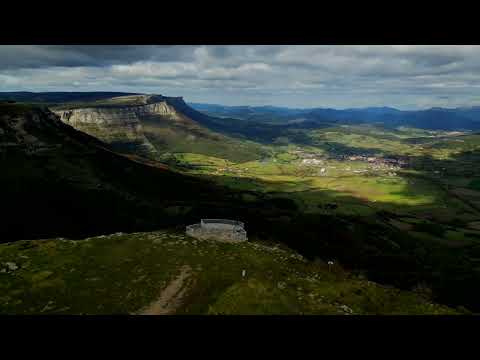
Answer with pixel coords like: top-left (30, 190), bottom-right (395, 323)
top-left (52, 95), bottom-right (207, 158)
top-left (52, 94), bottom-right (264, 162)
top-left (54, 106), bottom-right (157, 158)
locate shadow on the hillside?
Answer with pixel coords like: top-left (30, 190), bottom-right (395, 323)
top-left (203, 117), bottom-right (332, 145)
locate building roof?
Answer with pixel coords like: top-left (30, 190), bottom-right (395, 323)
top-left (201, 219), bottom-right (244, 227)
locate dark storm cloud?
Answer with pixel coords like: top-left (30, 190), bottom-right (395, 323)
top-left (0, 45), bottom-right (198, 69)
top-left (1, 45), bottom-right (480, 109)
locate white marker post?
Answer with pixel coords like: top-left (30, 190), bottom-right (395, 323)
top-left (242, 269), bottom-right (246, 278)
top-left (328, 261), bottom-right (334, 272)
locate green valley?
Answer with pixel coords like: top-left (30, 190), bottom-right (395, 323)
top-left (3, 93), bottom-right (480, 314)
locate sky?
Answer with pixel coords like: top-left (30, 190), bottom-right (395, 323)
top-left (1, 45), bottom-right (480, 110)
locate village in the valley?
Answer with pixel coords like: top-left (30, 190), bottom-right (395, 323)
top-left (289, 149), bottom-right (409, 178)
top-left (181, 146), bottom-right (412, 180)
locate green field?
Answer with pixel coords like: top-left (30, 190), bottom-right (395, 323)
top-left (161, 124), bottom-right (480, 314)
top-left (168, 125), bottom-right (480, 245)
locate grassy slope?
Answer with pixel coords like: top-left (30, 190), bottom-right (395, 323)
top-left (0, 230), bottom-right (461, 315)
top-left (165, 125), bottom-right (480, 312)
top-left (140, 111), bottom-right (265, 163)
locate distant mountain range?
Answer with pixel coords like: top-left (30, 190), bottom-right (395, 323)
top-left (189, 102), bottom-right (480, 131)
top-left (2, 92), bottom-right (480, 131)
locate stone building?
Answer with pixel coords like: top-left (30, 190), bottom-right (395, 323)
top-left (186, 219), bottom-right (247, 243)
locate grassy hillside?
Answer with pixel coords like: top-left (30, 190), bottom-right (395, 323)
top-left (139, 109), bottom-right (266, 163)
top-left (0, 230), bottom-right (461, 315)
top-left (47, 95), bottom-right (267, 163)
top-left (2, 95), bottom-right (268, 163)
top-left (164, 124), bottom-right (480, 312)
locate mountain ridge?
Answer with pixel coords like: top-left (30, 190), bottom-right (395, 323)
top-left (2, 91), bottom-right (480, 113)
top-left (3, 92), bottom-right (480, 132)
top-left (46, 94), bottom-right (265, 162)
top-left (189, 101), bottom-right (480, 131)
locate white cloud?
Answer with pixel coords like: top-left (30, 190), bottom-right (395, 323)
top-left (1, 45), bottom-right (480, 109)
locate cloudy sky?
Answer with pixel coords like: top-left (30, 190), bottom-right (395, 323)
top-left (1, 45), bottom-right (480, 109)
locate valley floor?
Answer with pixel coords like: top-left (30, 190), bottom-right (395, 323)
top-left (166, 125), bottom-right (480, 248)
top-left (149, 125), bottom-right (480, 313)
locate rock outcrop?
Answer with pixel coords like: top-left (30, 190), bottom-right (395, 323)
top-left (52, 94), bottom-right (263, 162)
top-left (55, 107), bottom-right (157, 157)
top-left (52, 95), bottom-right (213, 159)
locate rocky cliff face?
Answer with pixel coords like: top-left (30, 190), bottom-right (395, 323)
top-left (52, 95), bottom-right (198, 158)
top-left (0, 103), bottom-right (103, 155)
top-left (52, 95), bottom-right (264, 162)
top-left (54, 106), bottom-right (158, 158)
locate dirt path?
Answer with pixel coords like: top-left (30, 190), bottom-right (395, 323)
top-left (137, 265), bottom-right (192, 315)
